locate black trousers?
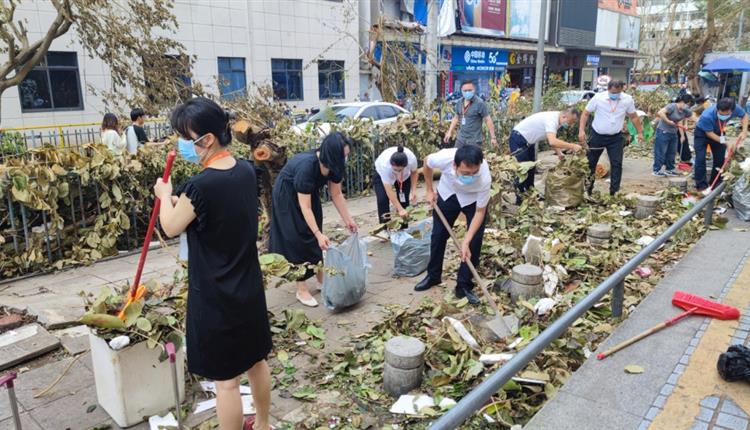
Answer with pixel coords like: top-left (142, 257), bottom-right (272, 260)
top-left (509, 131), bottom-right (535, 197)
top-left (678, 132), bottom-right (692, 163)
top-left (427, 194), bottom-right (486, 291)
top-left (373, 170), bottom-right (412, 223)
top-left (693, 130), bottom-right (726, 190)
top-left (587, 130), bottom-right (625, 195)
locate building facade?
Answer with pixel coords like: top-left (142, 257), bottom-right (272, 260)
top-left (2, 0), bottom-right (360, 128)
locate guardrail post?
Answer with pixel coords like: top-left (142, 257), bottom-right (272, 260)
top-left (704, 195), bottom-right (715, 226)
top-left (611, 279), bottom-right (625, 318)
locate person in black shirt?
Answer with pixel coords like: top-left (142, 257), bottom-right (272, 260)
top-left (125, 108), bottom-right (149, 154)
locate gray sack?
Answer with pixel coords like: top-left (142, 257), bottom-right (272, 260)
top-left (322, 233), bottom-right (369, 311)
top-left (733, 174), bottom-right (750, 222)
top-left (391, 218), bottom-right (432, 277)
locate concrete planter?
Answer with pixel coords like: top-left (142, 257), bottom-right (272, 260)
top-left (89, 333), bottom-right (185, 427)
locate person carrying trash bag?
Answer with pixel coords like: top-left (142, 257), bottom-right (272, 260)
top-left (269, 132), bottom-right (358, 308)
top-left (373, 145), bottom-right (419, 225)
top-left (152, 97), bottom-right (273, 430)
top-left (414, 145), bottom-right (491, 305)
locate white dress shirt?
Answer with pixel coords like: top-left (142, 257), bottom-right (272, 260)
top-left (585, 91), bottom-right (636, 135)
top-left (513, 111), bottom-right (561, 144)
top-left (426, 148), bottom-right (492, 208)
top-left (375, 146), bottom-right (418, 184)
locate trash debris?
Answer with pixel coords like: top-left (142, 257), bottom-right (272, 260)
top-left (624, 365), bottom-right (645, 374)
top-left (442, 317), bottom-right (480, 350)
top-left (619, 210), bottom-right (633, 216)
top-left (636, 236), bottom-right (655, 247)
top-left (512, 376), bottom-right (547, 385)
top-left (542, 266), bottom-right (558, 296)
top-left (534, 298), bottom-right (557, 316)
top-left (718, 344), bottom-right (750, 382)
top-left (194, 395), bottom-right (255, 415)
top-left (634, 266), bottom-right (653, 278)
top-left (148, 412), bottom-right (178, 430)
top-left (714, 207), bottom-right (727, 215)
top-left (522, 235), bottom-right (544, 266)
top-left (108, 335), bottom-right (130, 350)
top-left (507, 337), bottom-right (523, 349)
top-left (479, 353), bottom-right (514, 365)
top-left (201, 380), bottom-right (251, 395)
top-left (389, 394), bottom-right (455, 415)
top-left (682, 195), bottom-right (699, 206)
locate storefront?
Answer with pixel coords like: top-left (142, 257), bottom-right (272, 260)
top-left (599, 54), bottom-right (635, 83)
top-left (439, 45), bottom-right (509, 99)
top-left (548, 51), bottom-right (601, 90)
top-left (506, 50), bottom-right (537, 91)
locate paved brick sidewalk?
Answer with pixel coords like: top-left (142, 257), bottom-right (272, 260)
top-left (526, 210), bottom-right (750, 430)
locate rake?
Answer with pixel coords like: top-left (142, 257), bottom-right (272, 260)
top-left (597, 291), bottom-right (740, 360)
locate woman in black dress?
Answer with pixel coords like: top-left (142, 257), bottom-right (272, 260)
top-left (269, 132), bottom-right (358, 307)
top-left (154, 97), bottom-right (272, 430)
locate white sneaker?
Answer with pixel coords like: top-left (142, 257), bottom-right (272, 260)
top-left (701, 188), bottom-right (711, 196)
top-left (296, 292), bottom-right (319, 307)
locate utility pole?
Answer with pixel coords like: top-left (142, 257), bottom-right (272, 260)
top-left (424, 0), bottom-right (439, 103)
top-left (532, 0), bottom-right (548, 113)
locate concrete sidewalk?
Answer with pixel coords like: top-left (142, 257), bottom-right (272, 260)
top-left (526, 210), bottom-right (750, 430)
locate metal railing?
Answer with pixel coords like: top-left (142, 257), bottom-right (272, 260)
top-left (428, 182), bottom-right (727, 429)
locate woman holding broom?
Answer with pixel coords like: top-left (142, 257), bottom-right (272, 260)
top-left (153, 97), bottom-right (273, 430)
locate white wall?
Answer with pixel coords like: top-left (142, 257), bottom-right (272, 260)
top-left (1, 0), bottom-right (360, 128)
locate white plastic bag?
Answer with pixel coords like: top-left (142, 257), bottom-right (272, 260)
top-left (391, 218), bottom-right (432, 277)
top-left (322, 233), bottom-right (369, 311)
top-left (733, 174), bottom-right (750, 221)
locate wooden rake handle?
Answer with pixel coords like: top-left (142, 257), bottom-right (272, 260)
top-left (432, 204), bottom-right (502, 317)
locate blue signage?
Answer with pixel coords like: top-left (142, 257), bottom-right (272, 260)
top-left (443, 45), bottom-right (508, 72)
top-left (586, 55), bottom-right (600, 67)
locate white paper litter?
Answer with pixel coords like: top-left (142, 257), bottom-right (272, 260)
top-left (479, 353), bottom-right (514, 365)
top-left (619, 210), bottom-right (632, 216)
top-left (149, 412), bottom-right (178, 430)
top-left (200, 380), bottom-right (251, 395)
top-left (512, 376), bottom-right (547, 385)
top-left (194, 395), bottom-right (255, 415)
top-left (542, 265), bottom-right (558, 296)
top-left (390, 394), bottom-right (455, 415)
top-left (507, 337), bottom-right (523, 349)
top-left (740, 159), bottom-right (750, 173)
top-left (714, 207), bottom-right (728, 214)
top-left (108, 335), bottom-right (130, 351)
top-left (443, 317), bottom-right (480, 350)
top-left (483, 413), bottom-right (496, 423)
top-left (636, 235), bottom-right (655, 247)
top-left (534, 298), bottom-right (557, 316)
top-left (522, 235), bottom-right (543, 265)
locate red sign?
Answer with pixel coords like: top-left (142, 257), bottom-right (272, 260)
top-left (459, 0), bottom-right (508, 37)
top-left (598, 0), bottom-right (638, 16)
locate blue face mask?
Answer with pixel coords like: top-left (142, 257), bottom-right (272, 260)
top-left (608, 92), bottom-right (620, 101)
top-left (177, 135), bottom-right (206, 164)
top-left (718, 113), bottom-right (731, 121)
top-left (458, 174), bottom-right (477, 185)
top-left (462, 90), bottom-right (474, 101)
top-left (561, 123), bottom-right (570, 129)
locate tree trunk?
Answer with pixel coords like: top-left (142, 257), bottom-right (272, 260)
top-left (689, 0), bottom-right (715, 93)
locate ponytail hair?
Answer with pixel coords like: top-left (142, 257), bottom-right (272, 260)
top-left (390, 145), bottom-right (408, 167)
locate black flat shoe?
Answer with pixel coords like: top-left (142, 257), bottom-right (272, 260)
top-left (415, 276), bottom-right (440, 291)
top-left (456, 287), bottom-right (480, 305)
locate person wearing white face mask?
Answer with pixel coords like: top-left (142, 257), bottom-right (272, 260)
top-left (414, 145), bottom-right (491, 305)
top-left (153, 97), bottom-right (273, 430)
top-left (693, 97), bottom-right (749, 192)
top-left (444, 80), bottom-right (498, 149)
top-left (578, 80), bottom-right (644, 195)
top-left (510, 107), bottom-right (583, 201)
top-left (373, 145), bottom-right (419, 224)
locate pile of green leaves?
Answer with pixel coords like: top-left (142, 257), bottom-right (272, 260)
top-left (79, 278), bottom-right (186, 354)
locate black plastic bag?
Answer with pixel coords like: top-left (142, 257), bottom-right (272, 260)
top-left (717, 344), bottom-right (750, 382)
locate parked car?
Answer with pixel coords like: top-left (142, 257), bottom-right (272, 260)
top-left (560, 90), bottom-right (596, 106)
top-left (292, 102), bottom-right (409, 135)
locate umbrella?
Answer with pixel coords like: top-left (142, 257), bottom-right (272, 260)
top-left (702, 57), bottom-right (750, 73)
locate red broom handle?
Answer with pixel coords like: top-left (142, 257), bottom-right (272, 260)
top-left (128, 151), bottom-right (176, 299)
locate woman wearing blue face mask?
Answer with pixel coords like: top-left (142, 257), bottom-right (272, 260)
top-left (268, 131), bottom-right (358, 307)
top-left (153, 97), bottom-right (273, 430)
top-left (693, 97), bottom-right (749, 192)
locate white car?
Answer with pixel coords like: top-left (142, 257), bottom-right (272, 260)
top-left (293, 102), bottom-right (409, 135)
top-left (560, 90), bottom-right (596, 106)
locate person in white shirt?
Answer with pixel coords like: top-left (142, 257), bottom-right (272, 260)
top-left (373, 145), bottom-right (419, 224)
top-left (100, 113), bottom-right (126, 153)
top-left (415, 146), bottom-right (491, 305)
top-left (510, 107), bottom-right (583, 200)
top-left (578, 80), bottom-right (644, 195)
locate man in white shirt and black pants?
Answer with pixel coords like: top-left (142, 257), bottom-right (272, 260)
top-left (414, 145), bottom-right (491, 305)
top-left (510, 107), bottom-right (583, 201)
top-left (578, 80), bottom-right (644, 195)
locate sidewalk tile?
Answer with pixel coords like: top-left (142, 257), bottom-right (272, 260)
top-left (0, 412), bottom-right (42, 430)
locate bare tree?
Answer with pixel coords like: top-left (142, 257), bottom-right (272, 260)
top-left (0, 0), bottom-right (199, 125)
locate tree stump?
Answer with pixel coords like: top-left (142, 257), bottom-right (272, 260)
top-left (587, 223), bottom-right (612, 246)
top-left (668, 177), bottom-right (688, 192)
top-left (383, 336), bottom-right (425, 397)
top-left (635, 195), bottom-right (660, 219)
top-left (509, 264), bottom-right (544, 303)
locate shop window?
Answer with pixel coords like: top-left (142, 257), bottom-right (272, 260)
top-left (218, 57), bottom-right (247, 100)
top-left (19, 51), bottom-right (83, 112)
top-left (318, 60), bottom-right (345, 100)
top-left (272, 59), bottom-right (303, 101)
